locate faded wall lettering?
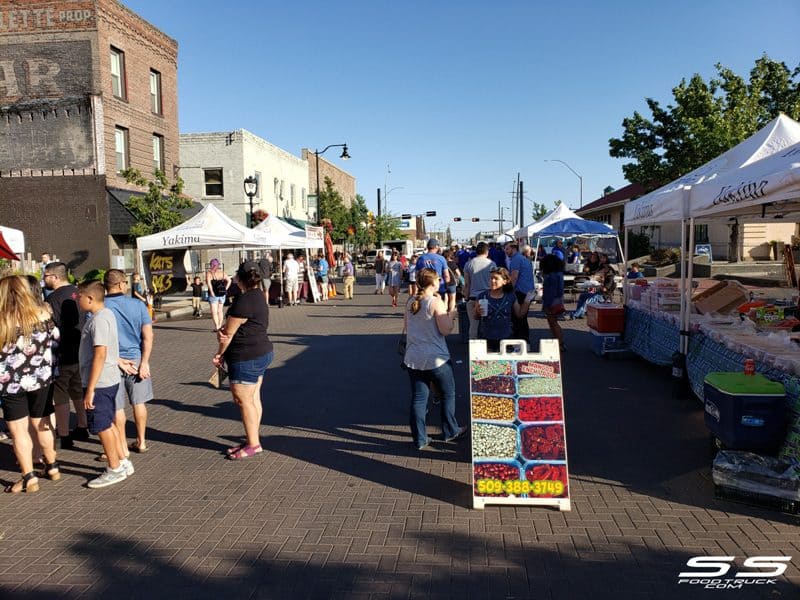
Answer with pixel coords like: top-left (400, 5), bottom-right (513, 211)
top-left (0, 40), bottom-right (92, 103)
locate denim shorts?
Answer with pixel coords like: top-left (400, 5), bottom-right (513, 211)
top-left (86, 384), bottom-right (119, 434)
top-left (227, 351), bottom-right (274, 385)
top-left (446, 285), bottom-right (457, 295)
top-left (208, 295), bottom-right (226, 305)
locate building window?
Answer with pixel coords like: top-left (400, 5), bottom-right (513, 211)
top-left (114, 127), bottom-right (129, 172)
top-left (152, 134), bottom-right (164, 173)
top-left (694, 224), bottom-right (709, 244)
top-left (290, 184), bottom-right (295, 206)
top-left (110, 47), bottom-right (126, 99)
top-left (204, 168), bottom-right (224, 197)
top-left (149, 70), bottom-right (162, 115)
top-left (302, 188), bottom-right (306, 208)
top-left (254, 171), bottom-right (261, 199)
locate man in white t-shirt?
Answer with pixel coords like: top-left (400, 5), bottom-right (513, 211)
top-left (283, 253), bottom-right (300, 306)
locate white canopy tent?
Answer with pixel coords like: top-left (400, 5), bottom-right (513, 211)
top-left (624, 114), bottom-right (800, 229)
top-left (622, 113), bottom-right (800, 355)
top-left (514, 203), bottom-right (580, 239)
top-left (689, 140), bottom-right (800, 221)
top-left (253, 214), bottom-right (324, 249)
top-left (0, 225), bottom-right (25, 255)
top-left (136, 203), bottom-right (270, 253)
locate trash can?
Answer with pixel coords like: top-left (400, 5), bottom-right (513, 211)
top-left (457, 302), bottom-right (469, 343)
top-left (704, 372), bottom-right (786, 452)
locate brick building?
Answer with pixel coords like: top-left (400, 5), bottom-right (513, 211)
top-left (0, 0), bottom-right (180, 274)
top-left (301, 148), bottom-right (356, 220)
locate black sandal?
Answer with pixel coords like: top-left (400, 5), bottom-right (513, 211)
top-left (4, 471), bottom-right (39, 494)
top-left (42, 461), bottom-right (61, 481)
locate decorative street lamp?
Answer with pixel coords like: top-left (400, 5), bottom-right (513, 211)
top-left (314, 143), bottom-right (350, 223)
top-left (545, 159), bottom-right (583, 208)
top-left (243, 175), bottom-right (259, 227)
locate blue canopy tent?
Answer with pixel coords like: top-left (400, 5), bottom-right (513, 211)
top-left (535, 218), bottom-right (615, 237)
top-left (531, 218), bottom-right (624, 296)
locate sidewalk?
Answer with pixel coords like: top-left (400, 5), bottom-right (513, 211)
top-left (0, 279), bottom-right (798, 599)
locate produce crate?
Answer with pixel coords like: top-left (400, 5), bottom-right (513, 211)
top-left (587, 304), bottom-right (624, 333)
top-left (692, 280), bottom-right (749, 314)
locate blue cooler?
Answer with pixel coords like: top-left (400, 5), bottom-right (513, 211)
top-left (590, 330), bottom-right (623, 356)
top-left (703, 372), bottom-right (786, 452)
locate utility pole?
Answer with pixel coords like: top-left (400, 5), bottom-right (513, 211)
top-left (376, 188), bottom-right (382, 248)
top-left (518, 179), bottom-right (524, 228)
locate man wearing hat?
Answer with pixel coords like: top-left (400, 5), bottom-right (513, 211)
top-left (418, 238), bottom-right (450, 297)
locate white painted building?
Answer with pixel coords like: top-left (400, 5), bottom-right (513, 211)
top-left (179, 129), bottom-right (310, 226)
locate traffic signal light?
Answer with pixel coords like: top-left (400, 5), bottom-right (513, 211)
top-left (401, 213), bottom-right (412, 219)
top-left (425, 211), bottom-right (437, 217)
top-left (471, 217), bottom-right (480, 222)
top-left (453, 217), bottom-right (461, 222)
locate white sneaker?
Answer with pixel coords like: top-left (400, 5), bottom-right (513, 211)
top-left (120, 458), bottom-right (134, 476)
top-left (87, 465), bottom-right (128, 488)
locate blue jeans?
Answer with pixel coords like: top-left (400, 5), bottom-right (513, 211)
top-left (406, 361), bottom-right (460, 448)
top-left (573, 291), bottom-right (602, 318)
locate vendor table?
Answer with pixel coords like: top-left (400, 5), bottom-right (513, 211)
top-left (623, 306), bottom-right (800, 462)
top-left (623, 306), bottom-right (681, 366)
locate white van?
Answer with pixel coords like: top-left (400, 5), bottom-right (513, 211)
top-left (365, 248), bottom-right (393, 266)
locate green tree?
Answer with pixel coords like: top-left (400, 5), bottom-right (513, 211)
top-left (345, 194), bottom-right (371, 247)
top-left (530, 201), bottom-right (549, 220)
top-left (373, 213), bottom-right (404, 245)
top-left (317, 176), bottom-right (350, 241)
top-left (121, 168), bottom-right (193, 237)
top-left (609, 56), bottom-right (800, 187)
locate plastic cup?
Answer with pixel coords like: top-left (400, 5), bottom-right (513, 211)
top-left (478, 298), bottom-right (489, 316)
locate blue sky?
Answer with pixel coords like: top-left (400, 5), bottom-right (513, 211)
top-left (124, 0), bottom-right (799, 240)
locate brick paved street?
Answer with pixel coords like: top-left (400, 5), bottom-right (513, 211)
top-left (1, 278), bottom-right (799, 599)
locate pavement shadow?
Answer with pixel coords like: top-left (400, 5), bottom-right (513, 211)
top-left (1, 529), bottom-right (795, 599)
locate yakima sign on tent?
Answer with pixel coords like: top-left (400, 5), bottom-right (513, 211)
top-left (624, 114), bottom-right (800, 227)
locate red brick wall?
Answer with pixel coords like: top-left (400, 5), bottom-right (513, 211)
top-left (0, 174), bottom-right (109, 274)
top-left (302, 149), bottom-right (356, 208)
top-left (95, 0), bottom-right (179, 189)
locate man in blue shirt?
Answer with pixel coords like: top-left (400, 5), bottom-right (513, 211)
top-left (505, 242), bottom-right (535, 342)
top-left (551, 239), bottom-right (565, 261)
top-left (488, 242), bottom-right (506, 268)
top-left (417, 238), bottom-right (449, 296)
top-left (103, 269), bottom-right (154, 457)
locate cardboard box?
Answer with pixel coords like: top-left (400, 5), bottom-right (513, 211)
top-left (692, 280), bottom-right (749, 315)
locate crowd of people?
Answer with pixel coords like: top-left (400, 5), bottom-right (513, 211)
top-left (0, 263), bottom-right (154, 492)
top-left (399, 238), bottom-right (622, 448)
top-left (0, 253), bottom-right (283, 491)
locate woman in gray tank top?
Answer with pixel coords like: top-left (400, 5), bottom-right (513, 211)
top-left (403, 268), bottom-right (469, 450)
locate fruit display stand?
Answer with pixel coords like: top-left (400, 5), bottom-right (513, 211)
top-left (469, 339), bottom-right (570, 511)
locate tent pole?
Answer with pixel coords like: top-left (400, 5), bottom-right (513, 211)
top-left (685, 218), bottom-right (695, 355)
top-left (679, 220), bottom-right (687, 354)
top-left (623, 227), bottom-right (629, 306)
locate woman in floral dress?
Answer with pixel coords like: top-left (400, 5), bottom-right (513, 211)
top-left (0, 275), bottom-right (60, 493)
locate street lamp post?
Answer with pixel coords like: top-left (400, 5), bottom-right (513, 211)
top-left (243, 175), bottom-right (259, 227)
top-left (545, 159), bottom-right (583, 208)
top-left (314, 143), bottom-right (350, 222)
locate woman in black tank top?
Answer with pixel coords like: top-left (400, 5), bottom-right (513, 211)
top-left (205, 259), bottom-right (230, 331)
